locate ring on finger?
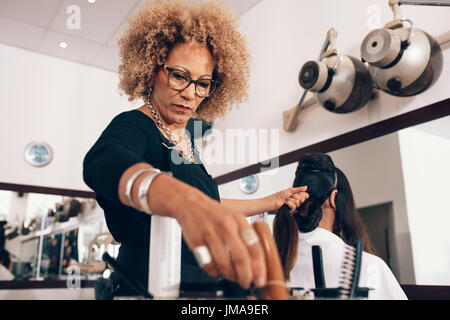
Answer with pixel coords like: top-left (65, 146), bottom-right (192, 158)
top-left (241, 228), bottom-right (259, 246)
top-left (193, 245), bottom-right (212, 268)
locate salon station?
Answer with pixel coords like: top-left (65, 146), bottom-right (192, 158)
top-left (0, 0), bottom-right (449, 301)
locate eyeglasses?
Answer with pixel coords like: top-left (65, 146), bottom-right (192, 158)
top-left (163, 65), bottom-right (217, 98)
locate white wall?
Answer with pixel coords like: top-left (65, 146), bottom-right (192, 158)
top-left (205, 0), bottom-right (450, 177)
top-left (8, 192), bottom-right (29, 226)
top-left (398, 128), bottom-right (450, 285)
top-left (0, 43), bottom-right (141, 191)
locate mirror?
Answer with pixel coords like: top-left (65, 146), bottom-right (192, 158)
top-left (218, 114), bottom-right (450, 286)
top-left (0, 190), bottom-right (112, 282)
top-left (14, 237), bottom-right (40, 280)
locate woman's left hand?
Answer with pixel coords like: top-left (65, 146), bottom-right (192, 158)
top-left (267, 186), bottom-right (309, 214)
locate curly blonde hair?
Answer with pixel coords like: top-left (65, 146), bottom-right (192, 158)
top-left (117, 0), bottom-right (250, 122)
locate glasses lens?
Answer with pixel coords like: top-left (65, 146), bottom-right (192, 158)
top-left (196, 78), bottom-right (214, 97)
top-left (168, 69), bottom-right (190, 90)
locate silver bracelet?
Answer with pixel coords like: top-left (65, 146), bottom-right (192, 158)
top-left (138, 169), bottom-right (163, 214)
top-left (125, 168), bottom-right (154, 208)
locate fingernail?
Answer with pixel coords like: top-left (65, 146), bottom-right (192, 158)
top-left (255, 276), bottom-right (266, 288)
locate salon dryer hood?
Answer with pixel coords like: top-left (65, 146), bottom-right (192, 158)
top-left (360, 0), bottom-right (444, 96)
top-left (299, 28), bottom-right (373, 114)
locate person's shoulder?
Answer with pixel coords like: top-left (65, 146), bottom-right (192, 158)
top-left (108, 109), bottom-right (155, 130)
top-left (362, 252), bottom-right (396, 277)
top-left (111, 109), bottom-right (147, 123)
top-left (363, 252), bottom-right (386, 264)
top-left (309, 228), bottom-right (347, 248)
top-left (362, 252), bottom-right (388, 268)
top-left (362, 252), bottom-right (408, 300)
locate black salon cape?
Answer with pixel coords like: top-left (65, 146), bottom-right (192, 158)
top-left (83, 110), bottom-right (243, 298)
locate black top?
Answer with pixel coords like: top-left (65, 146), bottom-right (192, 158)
top-left (83, 109), bottom-right (219, 247)
top-left (83, 109), bottom-right (230, 296)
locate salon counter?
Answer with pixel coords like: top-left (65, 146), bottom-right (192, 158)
top-left (1, 281), bottom-right (449, 300)
top-left (401, 284), bottom-right (450, 300)
top-left (0, 280), bottom-right (96, 300)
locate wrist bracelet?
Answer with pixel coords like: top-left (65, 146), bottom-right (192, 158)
top-left (125, 168), bottom-right (154, 208)
top-left (138, 169), bottom-right (163, 214)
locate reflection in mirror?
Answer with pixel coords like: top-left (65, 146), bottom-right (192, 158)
top-left (41, 234), bottom-right (62, 279)
top-left (218, 115), bottom-right (450, 286)
top-left (15, 237), bottom-right (40, 280)
top-left (61, 229), bottom-right (79, 275)
top-left (0, 190), bottom-right (114, 281)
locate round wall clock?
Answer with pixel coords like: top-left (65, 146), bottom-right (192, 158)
top-left (24, 142), bottom-right (53, 167)
top-left (238, 175), bottom-right (260, 195)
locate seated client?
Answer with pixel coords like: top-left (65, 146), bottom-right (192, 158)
top-left (273, 153), bottom-right (407, 300)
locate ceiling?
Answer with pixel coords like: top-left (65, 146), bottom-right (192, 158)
top-left (0, 0), bottom-right (262, 73)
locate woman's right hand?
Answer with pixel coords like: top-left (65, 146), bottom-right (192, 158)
top-left (119, 165), bottom-right (267, 290)
top-left (174, 188), bottom-right (267, 290)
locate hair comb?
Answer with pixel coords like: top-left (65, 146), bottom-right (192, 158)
top-left (311, 239), bottom-right (370, 299)
top-left (338, 239), bottom-right (364, 298)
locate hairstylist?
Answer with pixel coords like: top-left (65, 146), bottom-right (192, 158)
top-left (83, 0), bottom-right (308, 298)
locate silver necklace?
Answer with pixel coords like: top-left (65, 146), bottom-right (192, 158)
top-left (145, 98), bottom-right (194, 163)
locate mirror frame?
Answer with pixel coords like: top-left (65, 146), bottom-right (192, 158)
top-left (0, 183), bottom-right (95, 199)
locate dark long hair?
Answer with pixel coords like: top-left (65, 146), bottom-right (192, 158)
top-left (273, 153), bottom-right (376, 280)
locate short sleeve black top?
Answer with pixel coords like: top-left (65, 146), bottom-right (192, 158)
top-left (83, 109), bottom-right (222, 288)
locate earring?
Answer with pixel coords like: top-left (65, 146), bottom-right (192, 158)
top-left (145, 87), bottom-right (153, 96)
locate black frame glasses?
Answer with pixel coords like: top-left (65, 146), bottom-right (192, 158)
top-left (163, 64), bottom-right (218, 98)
